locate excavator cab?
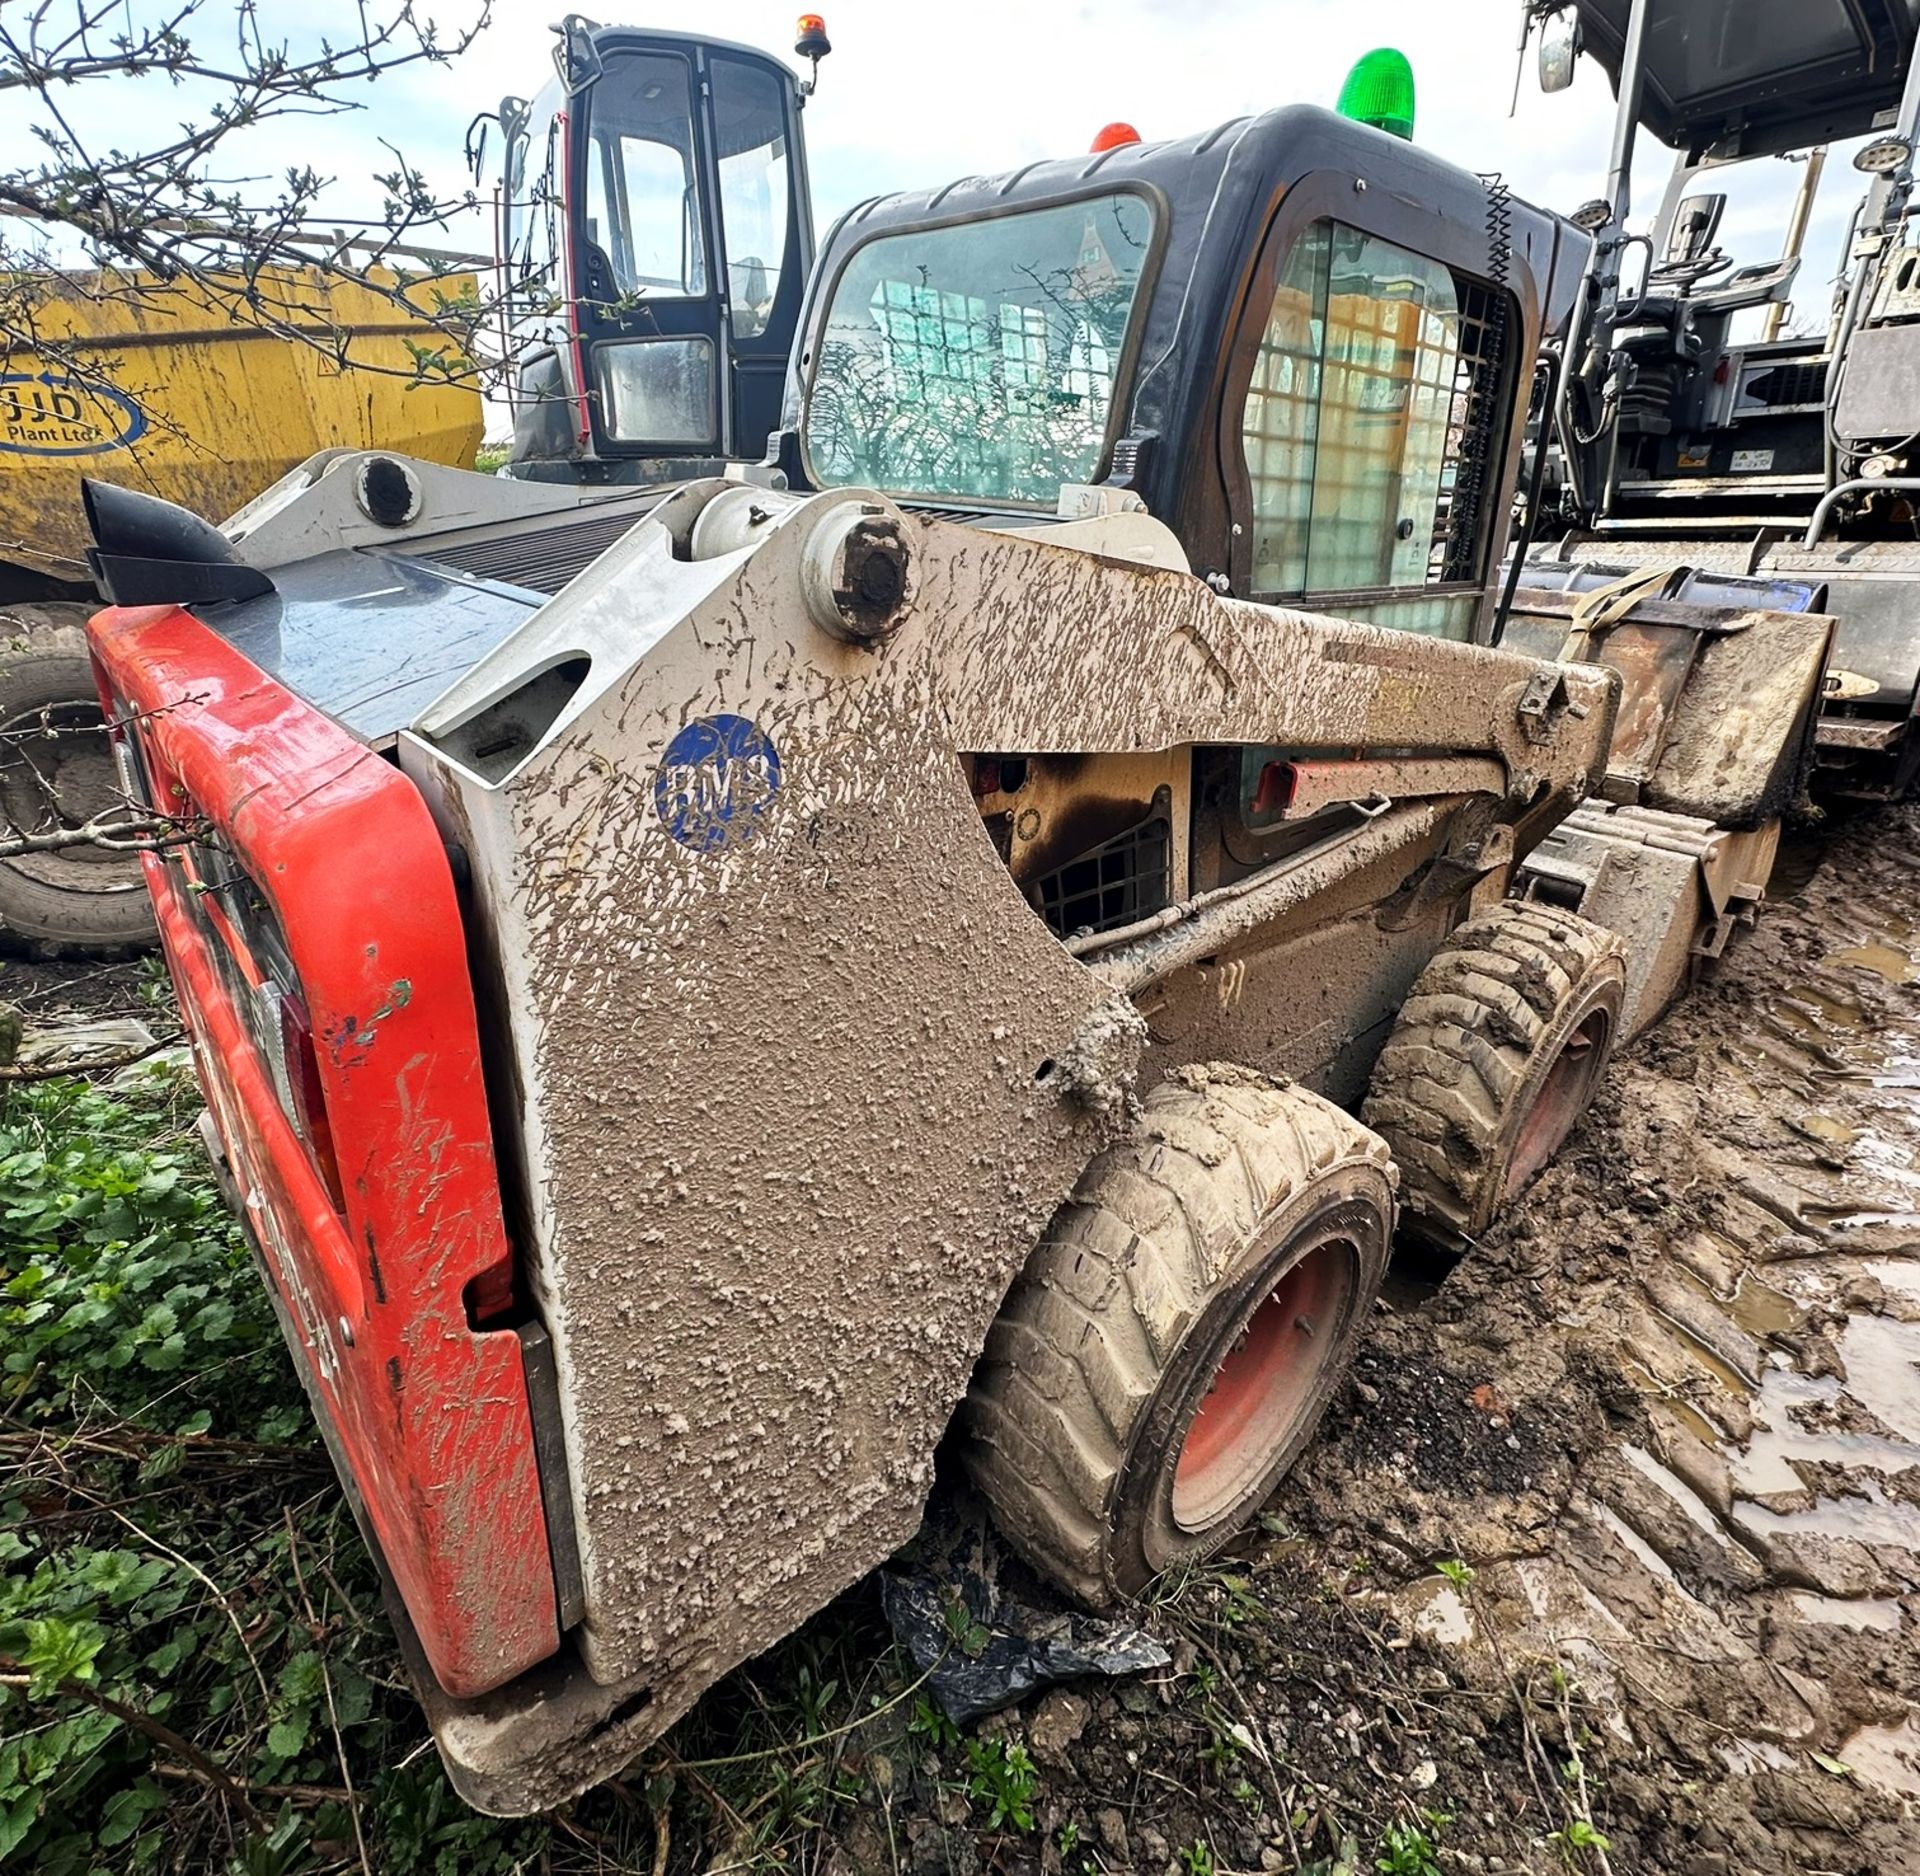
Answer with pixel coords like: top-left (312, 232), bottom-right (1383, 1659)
top-left (494, 19), bottom-right (817, 480)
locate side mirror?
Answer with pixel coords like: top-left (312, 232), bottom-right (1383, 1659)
top-left (1665, 194), bottom-right (1726, 267)
top-left (1537, 5), bottom-right (1581, 93)
top-left (551, 15), bottom-right (605, 94)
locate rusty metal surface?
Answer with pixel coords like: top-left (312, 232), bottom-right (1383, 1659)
top-left (1540, 534), bottom-right (1920, 709)
top-left (1265, 754), bottom-right (1508, 818)
top-left (1504, 588), bottom-right (1832, 826)
top-left (381, 482), bottom-right (1616, 1807)
top-left (1646, 608), bottom-right (1831, 825)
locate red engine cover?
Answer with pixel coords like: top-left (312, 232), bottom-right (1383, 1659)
top-left (87, 603), bottom-right (560, 1698)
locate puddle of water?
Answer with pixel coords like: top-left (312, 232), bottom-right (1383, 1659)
top-left (1866, 1257), bottom-right (1920, 1304)
top-left (1582, 1497), bottom-right (1689, 1589)
top-left (1839, 1312), bottom-right (1920, 1445)
top-left (1717, 1738), bottom-right (1799, 1777)
top-left (1794, 1112), bottom-right (1861, 1152)
top-left (1733, 1479), bottom-right (1920, 1551)
top-left (1788, 1592), bottom-right (1903, 1633)
top-left (1802, 1206), bottom-right (1920, 1233)
top-left (1651, 1307), bottom-right (1759, 1394)
top-left (1730, 1319), bottom-right (1920, 1498)
top-left (1621, 1357), bottom-right (1729, 1446)
top-left (1621, 1443), bottom-right (1726, 1541)
top-left (1839, 1714), bottom-right (1920, 1799)
top-left (1672, 1262), bottom-right (1805, 1340)
top-left (1828, 942), bottom-right (1918, 986)
top-left (1404, 1578), bottom-right (1473, 1646)
top-left (1782, 985), bottom-right (1868, 1028)
top-left (1729, 1274), bottom-right (1804, 1338)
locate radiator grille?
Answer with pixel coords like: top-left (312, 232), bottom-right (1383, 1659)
top-left (414, 508), bottom-right (651, 595)
top-left (1033, 814), bottom-right (1170, 939)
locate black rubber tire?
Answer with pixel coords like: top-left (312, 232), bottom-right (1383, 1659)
top-left (963, 1064), bottom-right (1395, 1604)
top-left (1361, 900), bottom-right (1625, 1252)
top-left (0, 647), bottom-right (158, 958)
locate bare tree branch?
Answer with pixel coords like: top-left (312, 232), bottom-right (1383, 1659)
top-left (0, 0), bottom-right (508, 401)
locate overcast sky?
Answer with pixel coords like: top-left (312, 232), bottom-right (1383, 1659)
top-left (4, 0), bottom-right (1869, 350)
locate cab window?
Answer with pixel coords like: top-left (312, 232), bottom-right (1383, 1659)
top-left (1238, 221), bottom-right (1509, 639)
top-left (583, 52), bottom-right (706, 298)
top-left (711, 57), bottom-right (792, 343)
top-left (804, 193), bottom-right (1156, 505)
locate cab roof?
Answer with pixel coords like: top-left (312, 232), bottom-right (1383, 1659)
top-left (1573, 0), bottom-right (1920, 157)
top-left (781, 103), bottom-right (1585, 521)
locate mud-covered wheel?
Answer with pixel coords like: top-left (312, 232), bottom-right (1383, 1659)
top-left (1362, 900), bottom-right (1625, 1252)
top-left (963, 1065), bottom-right (1395, 1604)
top-left (0, 648), bottom-right (157, 958)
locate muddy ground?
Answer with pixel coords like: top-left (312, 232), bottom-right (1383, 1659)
top-left (16, 807), bottom-right (1919, 1875)
top-left (809, 803), bottom-right (1920, 1876)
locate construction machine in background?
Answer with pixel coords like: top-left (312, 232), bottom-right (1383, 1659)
top-left (0, 263), bottom-right (483, 955)
top-left (1513, 0), bottom-right (1920, 800)
top-left (0, 12), bottom-right (816, 962)
top-left (77, 19), bottom-right (1843, 1805)
top-left (486, 16), bottom-right (820, 483)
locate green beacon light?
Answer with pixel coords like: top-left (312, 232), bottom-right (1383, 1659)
top-left (1335, 47), bottom-right (1416, 142)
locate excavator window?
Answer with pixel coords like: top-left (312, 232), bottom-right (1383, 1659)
top-left (711, 57), bottom-right (792, 343)
top-left (582, 51), bottom-right (706, 298)
top-left (802, 191), bottom-right (1157, 505)
top-left (1236, 220), bottom-right (1511, 640)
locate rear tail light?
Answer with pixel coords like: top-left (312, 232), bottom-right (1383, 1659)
top-left (111, 699), bottom-right (347, 1222)
top-left (257, 979), bottom-right (345, 1211)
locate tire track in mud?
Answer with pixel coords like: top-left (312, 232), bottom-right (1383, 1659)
top-left (1283, 803), bottom-right (1920, 1874)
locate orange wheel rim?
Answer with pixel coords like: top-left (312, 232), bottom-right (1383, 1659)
top-left (1171, 1239), bottom-right (1356, 1532)
top-left (1504, 1007), bottom-right (1610, 1200)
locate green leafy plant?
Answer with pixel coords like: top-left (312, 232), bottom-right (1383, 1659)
top-left (0, 1075), bottom-right (549, 1873)
top-left (1435, 1558), bottom-right (1476, 1591)
top-left (963, 1736), bottom-right (1038, 1832)
top-left (910, 1694), bottom-right (961, 1754)
top-left (1179, 1838), bottom-right (1217, 1876)
top-left (1377, 1813), bottom-right (1448, 1876)
top-left (1551, 1816), bottom-right (1614, 1863)
top-left (941, 1592), bottom-right (991, 1658)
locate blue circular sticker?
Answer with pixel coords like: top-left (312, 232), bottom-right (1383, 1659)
top-left (653, 714), bottom-right (783, 854)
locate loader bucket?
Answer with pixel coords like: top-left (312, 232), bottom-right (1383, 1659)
top-left (1505, 562), bottom-right (1834, 1035)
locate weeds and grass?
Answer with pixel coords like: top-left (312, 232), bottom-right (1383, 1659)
top-left (1177, 1836), bottom-right (1216, 1876)
top-left (0, 1061), bottom-right (1627, 1873)
top-left (960, 1736), bottom-right (1037, 1833)
top-left (0, 1071), bottom-right (554, 1874)
top-left (1550, 1816), bottom-right (1615, 1865)
top-left (1375, 1810), bottom-right (1449, 1876)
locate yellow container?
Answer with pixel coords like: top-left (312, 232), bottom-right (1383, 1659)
top-left (0, 265), bottom-right (485, 584)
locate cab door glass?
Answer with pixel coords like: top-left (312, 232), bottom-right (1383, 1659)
top-left (1240, 220), bottom-right (1504, 640)
top-left (711, 57), bottom-right (792, 341)
top-left (503, 107), bottom-right (563, 316)
top-left (583, 52), bottom-right (706, 298)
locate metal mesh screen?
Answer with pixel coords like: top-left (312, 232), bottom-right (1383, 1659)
top-left (1429, 278), bottom-right (1510, 586)
top-left (1032, 813), bottom-right (1170, 939)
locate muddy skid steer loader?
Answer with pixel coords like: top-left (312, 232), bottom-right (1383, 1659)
top-left (82, 100), bottom-right (1831, 1813)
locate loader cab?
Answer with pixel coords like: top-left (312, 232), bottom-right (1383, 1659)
top-left (496, 20), bottom-right (816, 482)
top-left (775, 104), bottom-right (1586, 644)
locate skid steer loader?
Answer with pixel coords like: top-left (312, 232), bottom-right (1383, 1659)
top-left (81, 77), bottom-right (1830, 1815)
